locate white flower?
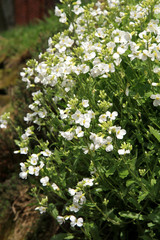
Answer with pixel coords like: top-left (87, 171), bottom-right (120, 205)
top-left (72, 110), bottom-right (82, 123)
top-left (82, 178), bottom-right (94, 186)
top-left (69, 203), bottom-right (81, 212)
top-left (84, 52), bottom-right (96, 61)
top-left (30, 154), bottom-right (38, 165)
top-left (55, 43), bottom-right (66, 53)
top-left (154, 4), bottom-right (160, 14)
top-left (72, 5), bottom-right (84, 15)
top-left (82, 147), bottom-right (89, 154)
top-left (40, 176), bottom-right (49, 186)
top-left (73, 191), bottom-right (86, 205)
top-left (107, 41), bottom-right (116, 54)
top-left (40, 161), bottom-right (44, 169)
top-left (41, 149), bottom-right (52, 157)
top-left (25, 127), bottom-right (33, 136)
top-left (57, 216), bottom-right (65, 225)
top-left (81, 113), bottom-right (92, 128)
top-left (38, 109), bottom-right (47, 118)
top-left (34, 167), bottom-right (40, 176)
top-left (19, 171), bottom-right (27, 179)
top-left (153, 66), bottom-right (160, 73)
top-left (125, 86), bottom-right (129, 96)
top-left (152, 82), bottom-right (158, 86)
top-left (20, 162), bottom-right (27, 172)
top-left (75, 126), bottom-right (84, 137)
top-left (65, 36), bottom-right (74, 47)
top-left (0, 121), bottom-right (7, 128)
top-left (55, 6), bottom-right (62, 16)
top-left (35, 206), bottom-right (47, 214)
top-left (117, 46), bottom-right (127, 55)
top-left (52, 183), bottom-right (59, 191)
top-left (108, 126), bottom-right (117, 134)
top-left (87, 110), bottom-right (95, 119)
top-left (106, 111), bottom-right (118, 120)
top-left (80, 64), bottom-right (90, 73)
top-left (90, 132), bottom-right (106, 150)
top-left (150, 94), bottom-right (160, 106)
top-left (95, 28), bottom-right (106, 38)
top-left (20, 147), bottom-right (28, 154)
top-left (99, 114), bottom-right (107, 123)
top-left (70, 215), bottom-right (83, 227)
top-left (59, 12), bottom-right (67, 23)
top-left (82, 99), bottom-right (89, 108)
top-left (60, 130), bottom-right (75, 140)
top-left (68, 188), bottom-right (76, 196)
top-left (28, 166), bottom-right (35, 175)
top-left (116, 127), bottom-right (126, 139)
top-left (105, 136), bottom-right (113, 152)
top-left (118, 149), bottom-right (130, 155)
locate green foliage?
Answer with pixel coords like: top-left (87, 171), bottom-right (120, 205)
top-left (1, 0), bottom-right (160, 239)
top-left (51, 233), bottom-right (74, 240)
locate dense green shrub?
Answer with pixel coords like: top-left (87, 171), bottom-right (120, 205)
top-left (1, 0), bottom-right (160, 239)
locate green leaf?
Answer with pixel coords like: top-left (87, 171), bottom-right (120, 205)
top-left (149, 126), bottom-right (160, 142)
top-left (49, 203), bottom-right (58, 219)
top-left (138, 191), bottom-right (149, 203)
top-left (151, 178), bottom-right (156, 186)
top-left (14, 139), bottom-right (20, 146)
top-left (119, 211), bottom-right (145, 220)
top-left (51, 233), bottom-right (74, 240)
top-left (105, 165), bottom-right (116, 177)
top-left (148, 208), bottom-right (160, 224)
top-left (54, 149), bottom-right (62, 164)
top-left (147, 222), bottom-right (155, 228)
top-left (84, 222), bottom-right (102, 240)
top-left (118, 168), bottom-right (129, 179)
top-left (126, 179), bottom-right (135, 187)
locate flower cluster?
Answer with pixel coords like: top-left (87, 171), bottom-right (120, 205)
top-left (0, 112), bottom-right (10, 129)
top-left (2, 0), bottom-right (159, 238)
top-left (57, 177), bottom-right (94, 228)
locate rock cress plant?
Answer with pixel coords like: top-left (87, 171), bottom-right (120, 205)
top-left (2, 0), bottom-right (160, 238)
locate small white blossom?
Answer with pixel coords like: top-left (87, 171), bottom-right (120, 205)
top-left (41, 149), bottom-right (52, 157)
top-left (72, 5), bottom-right (84, 15)
top-left (106, 111), bottom-right (118, 120)
top-left (20, 147), bottom-right (28, 154)
top-left (82, 99), bottom-right (89, 108)
top-left (81, 178), bottom-right (94, 186)
top-left (75, 126), bottom-right (84, 137)
top-left (118, 149), bottom-right (130, 155)
top-left (55, 6), bottom-right (62, 16)
top-left (68, 188), bottom-right (76, 196)
top-left (40, 176), bottom-right (49, 186)
top-left (116, 127), bottom-right (126, 139)
top-left (99, 114), bottom-right (107, 123)
top-left (57, 216), bottom-right (65, 225)
top-left (19, 171), bottom-right (28, 179)
top-left (35, 206), bottom-right (47, 214)
top-left (150, 94), bottom-right (160, 106)
top-left (105, 136), bottom-right (113, 152)
top-left (30, 154), bottom-right (38, 165)
top-left (152, 82), bottom-right (158, 86)
top-left (60, 130), bottom-right (75, 140)
top-left (52, 183), bottom-right (59, 191)
top-left (70, 215), bottom-right (83, 227)
top-left (69, 203), bottom-right (81, 212)
top-left (59, 12), bottom-right (67, 23)
top-left (73, 191), bottom-right (86, 205)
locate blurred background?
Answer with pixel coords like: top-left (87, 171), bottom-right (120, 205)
top-left (0, 1), bottom-right (63, 239)
top-left (0, 0), bottom-right (54, 31)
